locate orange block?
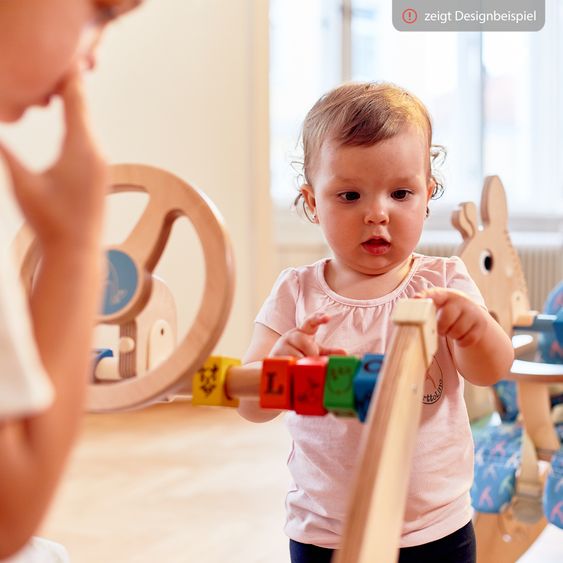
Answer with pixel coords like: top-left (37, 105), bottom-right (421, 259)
top-left (293, 356), bottom-right (328, 416)
top-left (260, 356), bottom-right (296, 409)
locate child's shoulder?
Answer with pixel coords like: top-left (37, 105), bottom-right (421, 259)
top-left (273, 259), bottom-right (327, 286)
top-left (415, 253), bottom-right (466, 269)
top-left (412, 253), bottom-right (472, 285)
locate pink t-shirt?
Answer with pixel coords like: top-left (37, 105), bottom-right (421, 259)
top-left (255, 254), bottom-right (485, 549)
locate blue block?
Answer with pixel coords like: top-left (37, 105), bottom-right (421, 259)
top-left (354, 354), bottom-right (384, 423)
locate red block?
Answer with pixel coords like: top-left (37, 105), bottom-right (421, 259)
top-left (293, 356), bottom-right (328, 416)
top-left (260, 356), bottom-right (296, 409)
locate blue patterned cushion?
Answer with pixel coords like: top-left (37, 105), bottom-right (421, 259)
top-left (493, 380), bottom-right (519, 422)
top-left (544, 444), bottom-right (563, 529)
top-left (471, 424), bottom-right (522, 513)
top-left (472, 282), bottom-right (563, 517)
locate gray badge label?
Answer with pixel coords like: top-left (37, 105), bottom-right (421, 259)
top-left (393, 0), bottom-right (545, 32)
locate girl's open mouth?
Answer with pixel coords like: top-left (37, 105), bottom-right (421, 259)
top-left (361, 237), bottom-right (390, 256)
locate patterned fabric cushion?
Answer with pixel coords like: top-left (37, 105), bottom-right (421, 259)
top-left (544, 445), bottom-right (563, 529)
top-left (471, 282), bottom-right (563, 519)
top-left (471, 424), bottom-right (522, 513)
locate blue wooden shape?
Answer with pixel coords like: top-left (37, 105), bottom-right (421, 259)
top-left (93, 348), bottom-right (113, 364)
top-left (354, 354), bottom-right (384, 423)
top-left (102, 249), bottom-right (139, 316)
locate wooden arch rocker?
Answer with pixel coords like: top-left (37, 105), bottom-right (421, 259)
top-left (16, 163), bottom-right (235, 412)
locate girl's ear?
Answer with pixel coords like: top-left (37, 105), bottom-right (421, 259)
top-left (300, 184), bottom-right (317, 222)
top-left (426, 178), bottom-right (436, 201)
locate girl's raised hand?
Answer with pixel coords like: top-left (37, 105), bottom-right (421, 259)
top-left (415, 288), bottom-right (488, 348)
top-left (269, 312), bottom-right (346, 358)
top-left (0, 68), bottom-right (108, 253)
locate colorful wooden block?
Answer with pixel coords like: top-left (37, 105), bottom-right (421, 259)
top-left (192, 356), bottom-right (240, 407)
top-left (293, 356), bottom-right (329, 416)
top-left (354, 354), bottom-right (384, 423)
top-left (260, 356), bottom-right (296, 409)
top-left (323, 356), bottom-right (361, 416)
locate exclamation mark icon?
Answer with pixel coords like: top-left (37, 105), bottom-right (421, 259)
top-left (402, 8), bottom-right (417, 24)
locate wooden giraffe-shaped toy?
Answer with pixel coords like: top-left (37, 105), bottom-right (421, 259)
top-left (452, 175), bottom-right (531, 334)
top-left (452, 175), bottom-right (558, 563)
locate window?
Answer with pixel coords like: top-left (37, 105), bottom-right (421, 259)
top-left (270, 0), bottom-right (563, 230)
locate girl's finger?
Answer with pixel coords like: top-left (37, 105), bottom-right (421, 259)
top-left (318, 346), bottom-right (347, 356)
top-left (287, 331), bottom-right (321, 357)
top-left (419, 287), bottom-right (450, 307)
top-left (435, 305), bottom-right (462, 336)
top-left (446, 314), bottom-right (474, 341)
top-left (299, 312), bottom-right (330, 335)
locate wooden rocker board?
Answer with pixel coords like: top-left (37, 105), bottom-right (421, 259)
top-left (15, 163), bottom-right (235, 412)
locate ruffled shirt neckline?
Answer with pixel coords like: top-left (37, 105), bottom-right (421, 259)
top-left (314, 253), bottom-right (423, 308)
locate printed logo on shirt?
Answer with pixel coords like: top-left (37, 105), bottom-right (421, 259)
top-left (423, 358), bottom-right (443, 404)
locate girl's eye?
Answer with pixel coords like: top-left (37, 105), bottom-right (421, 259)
top-left (391, 189), bottom-right (412, 200)
top-left (338, 191), bottom-right (360, 202)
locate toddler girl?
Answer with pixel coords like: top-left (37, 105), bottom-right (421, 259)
top-left (239, 82), bottom-right (514, 563)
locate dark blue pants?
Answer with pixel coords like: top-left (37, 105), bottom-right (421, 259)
top-left (289, 521), bottom-right (476, 563)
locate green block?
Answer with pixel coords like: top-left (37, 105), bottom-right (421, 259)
top-left (323, 356), bottom-right (361, 416)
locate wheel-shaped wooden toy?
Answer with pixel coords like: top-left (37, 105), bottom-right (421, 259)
top-left (16, 163), bottom-right (235, 412)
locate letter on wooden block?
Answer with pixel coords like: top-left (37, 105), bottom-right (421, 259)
top-left (192, 356), bottom-right (240, 407)
top-left (354, 354), bottom-right (384, 423)
top-left (260, 356), bottom-right (296, 409)
top-left (293, 356), bottom-right (329, 416)
top-left (324, 356), bottom-right (361, 416)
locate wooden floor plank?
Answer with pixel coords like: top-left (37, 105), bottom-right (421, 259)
top-left (40, 402), bottom-right (291, 563)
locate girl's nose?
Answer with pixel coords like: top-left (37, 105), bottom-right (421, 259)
top-left (364, 205), bottom-right (389, 225)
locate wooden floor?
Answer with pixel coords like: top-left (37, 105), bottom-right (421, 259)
top-left (40, 402), bottom-right (562, 562)
top-left (40, 402), bottom-right (291, 563)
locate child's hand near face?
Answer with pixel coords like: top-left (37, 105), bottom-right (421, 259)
top-left (0, 69), bottom-right (107, 252)
top-left (415, 287), bottom-right (514, 384)
top-left (269, 312), bottom-right (347, 358)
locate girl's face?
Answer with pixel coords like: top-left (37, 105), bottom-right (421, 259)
top-left (302, 126), bottom-right (434, 278)
top-left (0, 0), bottom-right (138, 122)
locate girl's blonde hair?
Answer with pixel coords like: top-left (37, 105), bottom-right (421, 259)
top-left (295, 82), bottom-right (445, 218)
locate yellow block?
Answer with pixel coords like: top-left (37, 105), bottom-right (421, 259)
top-left (192, 356), bottom-right (240, 407)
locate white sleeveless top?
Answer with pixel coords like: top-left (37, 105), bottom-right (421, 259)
top-left (0, 158), bottom-right (52, 419)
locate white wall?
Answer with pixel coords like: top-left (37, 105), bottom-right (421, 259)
top-left (0, 0), bottom-right (275, 359)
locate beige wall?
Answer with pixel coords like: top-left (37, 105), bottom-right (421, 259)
top-left (0, 0), bottom-right (275, 359)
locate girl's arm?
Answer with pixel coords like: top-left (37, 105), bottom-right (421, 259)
top-left (239, 313), bottom-right (342, 423)
top-left (420, 288), bottom-right (514, 386)
top-left (238, 323), bottom-right (284, 423)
